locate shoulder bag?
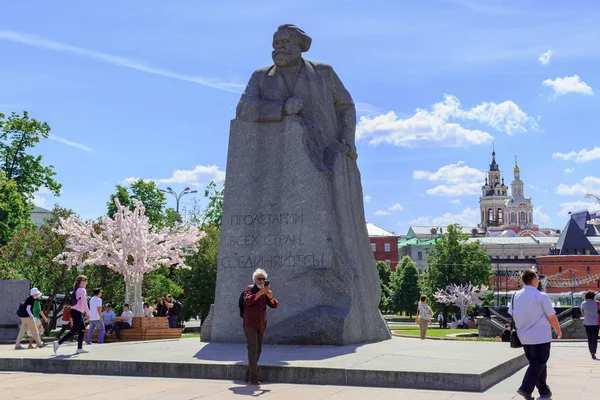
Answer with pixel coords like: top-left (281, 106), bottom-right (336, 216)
top-left (510, 294), bottom-right (522, 348)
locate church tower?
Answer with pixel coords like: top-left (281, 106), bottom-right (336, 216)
top-left (511, 157), bottom-right (524, 197)
top-left (480, 146), bottom-right (509, 231)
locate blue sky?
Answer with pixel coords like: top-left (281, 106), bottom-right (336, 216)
top-left (1, 0), bottom-right (599, 233)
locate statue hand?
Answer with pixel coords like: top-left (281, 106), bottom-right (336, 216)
top-left (284, 97), bottom-right (303, 115)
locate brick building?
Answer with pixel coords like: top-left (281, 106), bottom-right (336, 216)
top-left (367, 223), bottom-right (399, 271)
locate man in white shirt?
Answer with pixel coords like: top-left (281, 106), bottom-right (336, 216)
top-left (107, 303), bottom-right (133, 342)
top-left (437, 313), bottom-right (444, 328)
top-left (509, 269), bottom-right (562, 400)
top-left (86, 288), bottom-right (104, 345)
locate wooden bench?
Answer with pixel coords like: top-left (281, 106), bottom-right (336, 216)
top-left (85, 317), bottom-right (182, 343)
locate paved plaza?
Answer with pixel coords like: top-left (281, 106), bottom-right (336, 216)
top-left (0, 342), bottom-right (598, 399)
top-left (0, 337), bottom-right (526, 391)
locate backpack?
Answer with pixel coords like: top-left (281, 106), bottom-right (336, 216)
top-left (239, 285), bottom-right (256, 318)
top-left (68, 290), bottom-right (78, 307)
top-left (16, 301), bottom-right (29, 318)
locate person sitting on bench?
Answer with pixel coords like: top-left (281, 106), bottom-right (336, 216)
top-left (107, 303), bottom-right (133, 342)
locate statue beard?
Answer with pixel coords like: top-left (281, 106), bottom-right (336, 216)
top-left (272, 50), bottom-right (301, 67)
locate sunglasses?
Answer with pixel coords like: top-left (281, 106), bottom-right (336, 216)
top-left (256, 277), bottom-right (266, 281)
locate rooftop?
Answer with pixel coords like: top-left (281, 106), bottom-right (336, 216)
top-left (366, 222), bottom-right (397, 237)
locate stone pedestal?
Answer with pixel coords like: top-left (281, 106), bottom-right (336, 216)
top-left (0, 280), bottom-right (30, 342)
top-left (204, 117), bottom-right (390, 345)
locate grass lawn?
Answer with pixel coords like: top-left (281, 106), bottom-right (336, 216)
top-left (392, 327), bottom-right (478, 338)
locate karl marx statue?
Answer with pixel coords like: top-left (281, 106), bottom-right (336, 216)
top-left (236, 24), bottom-right (358, 172)
top-left (207, 24), bottom-right (390, 345)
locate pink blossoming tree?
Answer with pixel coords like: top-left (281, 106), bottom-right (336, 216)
top-left (54, 199), bottom-right (205, 317)
top-left (434, 283), bottom-right (488, 319)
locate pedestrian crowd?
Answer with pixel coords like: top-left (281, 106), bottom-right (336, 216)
top-left (14, 275), bottom-right (183, 354)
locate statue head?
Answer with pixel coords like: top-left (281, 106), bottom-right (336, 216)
top-left (272, 24), bottom-right (312, 67)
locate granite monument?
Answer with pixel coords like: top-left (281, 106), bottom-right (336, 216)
top-left (0, 280), bottom-right (30, 342)
top-left (204, 25), bottom-right (390, 345)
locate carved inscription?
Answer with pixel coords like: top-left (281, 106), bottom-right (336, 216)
top-left (221, 212), bottom-right (324, 269)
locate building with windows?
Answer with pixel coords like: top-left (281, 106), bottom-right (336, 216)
top-left (29, 206), bottom-right (52, 228)
top-left (479, 150), bottom-right (549, 237)
top-left (367, 222), bottom-right (399, 271)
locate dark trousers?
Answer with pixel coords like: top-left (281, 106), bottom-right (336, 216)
top-left (584, 325), bottom-right (599, 355)
top-left (58, 309), bottom-right (84, 349)
top-left (109, 321), bottom-right (131, 341)
top-left (244, 327), bottom-right (265, 382)
top-left (519, 342), bottom-right (551, 396)
top-left (168, 315), bottom-right (178, 328)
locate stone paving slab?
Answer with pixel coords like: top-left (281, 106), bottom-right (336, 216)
top-left (0, 337), bottom-right (527, 392)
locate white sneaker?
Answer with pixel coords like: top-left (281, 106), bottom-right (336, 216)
top-left (53, 341), bottom-right (59, 355)
top-left (75, 348), bottom-right (89, 354)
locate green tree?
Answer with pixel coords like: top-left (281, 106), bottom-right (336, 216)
top-left (203, 181), bottom-right (224, 228)
top-left (0, 172), bottom-right (33, 246)
top-left (107, 179), bottom-right (176, 228)
top-left (0, 111), bottom-right (61, 198)
top-left (0, 205), bottom-right (79, 333)
top-left (174, 226), bottom-right (220, 321)
top-left (390, 256), bottom-right (420, 317)
top-left (376, 261), bottom-right (391, 312)
top-left (423, 224), bottom-right (493, 322)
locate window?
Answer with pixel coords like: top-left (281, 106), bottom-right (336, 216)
top-left (498, 209), bottom-right (503, 224)
top-left (587, 266), bottom-right (591, 275)
top-left (384, 243), bottom-right (391, 252)
top-left (520, 211), bottom-right (526, 223)
top-left (510, 212), bottom-right (516, 224)
top-left (559, 267), bottom-right (562, 273)
top-left (488, 208), bottom-right (493, 221)
top-left (514, 255), bottom-right (518, 260)
top-left (385, 260), bottom-right (391, 266)
top-left (525, 255), bottom-right (530, 259)
top-left (418, 251), bottom-right (423, 261)
top-left (371, 243), bottom-right (376, 252)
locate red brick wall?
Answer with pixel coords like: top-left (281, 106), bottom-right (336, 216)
top-left (536, 255), bottom-right (600, 294)
top-left (369, 236), bottom-right (399, 271)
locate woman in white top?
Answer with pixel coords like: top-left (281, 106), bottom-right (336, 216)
top-left (417, 295), bottom-right (433, 340)
top-left (143, 302), bottom-right (154, 318)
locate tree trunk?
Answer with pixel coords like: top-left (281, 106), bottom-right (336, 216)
top-left (125, 282), bottom-right (144, 317)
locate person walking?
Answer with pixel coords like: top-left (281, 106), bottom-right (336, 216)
top-left (15, 288), bottom-right (47, 349)
top-left (242, 268), bottom-right (279, 385)
top-left (510, 269), bottom-right (562, 400)
top-left (416, 295), bottom-right (433, 340)
top-left (54, 275), bottom-right (90, 355)
top-left (86, 288), bottom-right (104, 345)
top-left (437, 312), bottom-right (444, 329)
top-left (27, 292), bottom-right (48, 349)
top-left (580, 290), bottom-right (599, 359)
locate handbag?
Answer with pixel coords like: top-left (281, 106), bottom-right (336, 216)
top-left (510, 294), bottom-right (522, 348)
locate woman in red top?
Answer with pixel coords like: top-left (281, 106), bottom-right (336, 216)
top-left (243, 268), bottom-right (278, 385)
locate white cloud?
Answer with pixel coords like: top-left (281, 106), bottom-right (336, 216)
top-left (553, 147), bottom-right (600, 163)
top-left (451, 199), bottom-right (462, 205)
top-left (564, 168), bottom-right (575, 174)
top-left (375, 210), bottom-right (391, 216)
top-left (32, 194), bottom-right (47, 208)
top-left (388, 203), bottom-right (404, 211)
top-left (355, 102), bottom-right (382, 116)
top-left (356, 94), bottom-right (537, 148)
top-left (533, 207), bottom-right (550, 224)
top-left (408, 208), bottom-right (479, 226)
top-left (538, 49), bottom-right (554, 65)
top-left (49, 134), bottom-right (93, 153)
top-left (542, 75), bottom-right (594, 98)
top-left (556, 176), bottom-right (600, 195)
top-left (413, 161), bottom-right (485, 196)
top-left (123, 164), bottom-right (225, 188)
top-left (364, 195), bottom-right (372, 203)
top-left (0, 30), bottom-right (244, 94)
top-left (558, 201), bottom-right (600, 216)
top-left (528, 184), bottom-right (539, 190)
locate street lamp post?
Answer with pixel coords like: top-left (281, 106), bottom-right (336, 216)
top-left (160, 187), bottom-right (198, 222)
